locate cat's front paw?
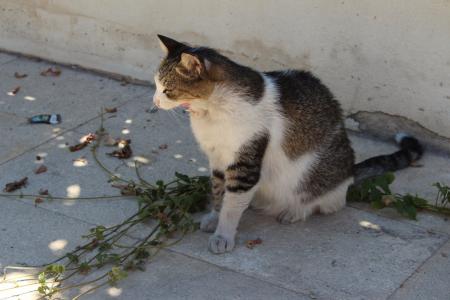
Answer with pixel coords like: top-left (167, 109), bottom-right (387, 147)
top-left (200, 211), bottom-right (218, 233)
top-left (208, 234), bottom-right (235, 254)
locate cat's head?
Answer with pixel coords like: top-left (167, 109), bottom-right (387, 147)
top-left (153, 35), bottom-right (226, 110)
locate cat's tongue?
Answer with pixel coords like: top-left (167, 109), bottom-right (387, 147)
top-left (180, 102), bottom-right (190, 109)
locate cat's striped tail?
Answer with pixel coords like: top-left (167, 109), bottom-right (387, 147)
top-left (353, 133), bottom-right (424, 184)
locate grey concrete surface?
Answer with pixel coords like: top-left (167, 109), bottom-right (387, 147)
top-left (0, 55), bottom-right (149, 164)
top-left (63, 251), bottom-right (308, 300)
top-left (170, 208), bottom-right (447, 300)
top-left (389, 240), bottom-right (450, 300)
top-left (1, 53), bottom-right (449, 300)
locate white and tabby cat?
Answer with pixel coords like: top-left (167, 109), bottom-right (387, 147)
top-left (152, 35), bottom-right (423, 254)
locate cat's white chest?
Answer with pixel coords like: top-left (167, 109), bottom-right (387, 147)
top-left (190, 115), bottom-right (252, 169)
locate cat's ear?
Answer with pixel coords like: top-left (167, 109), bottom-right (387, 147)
top-left (157, 34), bottom-right (184, 55)
top-left (175, 53), bottom-right (206, 78)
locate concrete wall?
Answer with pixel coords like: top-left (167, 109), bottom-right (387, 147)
top-left (1, 0), bottom-right (449, 145)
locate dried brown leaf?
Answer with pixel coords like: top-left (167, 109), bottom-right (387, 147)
top-left (69, 141), bottom-right (89, 152)
top-left (4, 177), bottom-right (28, 192)
top-left (111, 184), bottom-right (136, 196)
top-left (34, 198), bottom-right (44, 205)
top-left (69, 133), bottom-right (96, 152)
top-left (40, 67), bottom-right (61, 77)
top-left (107, 143), bottom-right (132, 159)
top-left (105, 107), bottom-right (117, 113)
top-left (14, 72), bottom-right (28, 79)
top-left (80, 133), bottom-right (96, 143)
top-left (8, 86), bottom-right (20, 96)
top-left (39, 188), bottom-right (49, 195)
top-left (34, 165), bottom-right (48, 174)
top-left (246, 238), bottom-right (263, 249)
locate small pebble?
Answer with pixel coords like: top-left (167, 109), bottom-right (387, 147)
top-left (174, 154), bottom-right (183, 159)
top-left (198, 167), bottom-right (208, 172)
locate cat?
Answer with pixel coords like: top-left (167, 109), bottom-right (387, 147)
top-left (152, 35), bottom-right (423, 254)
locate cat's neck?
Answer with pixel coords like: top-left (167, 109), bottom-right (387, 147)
top-left (189, 70), bottom-right (267, 120)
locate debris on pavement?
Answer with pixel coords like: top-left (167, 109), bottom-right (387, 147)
top-left (80, 133), bottom-right (97, 143)
top-left (120, 76), bottom-right (131, 86)
top-left (14, 72), bottom-right (28, 79)
top-left (7, 86), bottom-right (21, 96)
top-left (111, 184), bottom-right (137, 196)
top-left (69, 133), bottom-right (96, 152)
top-left (29, 114), bottom-right (62, 125)
top-left (158, 144), bottom-right (168, 150)
top-left (3, 177), bottom-right (28, 192)
top-left (34, 165), bottom-right (48, 174)
top-left (105, 107), bottom-right (118, 113)
top-left (34, 197), bottom-right (44, 206)
top-left (39, 188), bottom-right (49, 195)
top-left (73, 157), bottom-right (88, 167)
top-left (246, 238), bottom-right (263, 249)
top-left (40, 67), bottom-right (61, 77)
top-left (146, 107), bottom-right (159, 113)
top-left (107, 139), bottom-right (132, 159)
top-left (36, 155), bottom-right (42, 161)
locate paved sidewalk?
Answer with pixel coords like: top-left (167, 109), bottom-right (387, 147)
top-left (0, 52), bottom-right (449, 300)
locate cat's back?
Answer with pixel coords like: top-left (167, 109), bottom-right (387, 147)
top-left (264, 69), bottom-right (335, 105)
top-left (264, 69), bottom-right (345, 156)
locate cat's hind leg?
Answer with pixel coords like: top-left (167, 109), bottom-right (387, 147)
top-left (276, 177), bottom-right (353, 224)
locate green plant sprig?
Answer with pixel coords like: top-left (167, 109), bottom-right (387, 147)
top-left (2, 118), bottom-right (210, 300)
top-left (347, 172), bottom-right (450, 219)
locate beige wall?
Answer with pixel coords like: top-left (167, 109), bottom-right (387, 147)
top-left (1, 0), bottom-right (449, 142)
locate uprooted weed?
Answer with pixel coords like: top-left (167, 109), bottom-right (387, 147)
top-left (1, 116), bottom-right (210, 299)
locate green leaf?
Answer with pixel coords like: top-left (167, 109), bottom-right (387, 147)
top-left (67, 253), bottom-right (79, 264)
top-left (79, 262), bottom-right (91, 275)
top-left (134, 248), bottom-right (150, 260)
top-left (175, 172), bottom-right (191, 183)
top-left (108, 267), bottom-right (128, 285)
top-left (38, 272), bottom-right (46, 284)
top-left (45, 264), bottom-right (65, 275)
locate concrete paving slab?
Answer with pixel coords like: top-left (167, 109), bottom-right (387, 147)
top-left (389, 240), bottom-right (450, 300)
top-left (170, 208), bottom-right (448, 300)
top-left (0, 56), bottom-right (150, 164)
top-left (60, 250), bottom-right (307, 300)
top-left (0, 199), bottom-right (90, 268)
top-left (0, 198), bottom-right (91, 299)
